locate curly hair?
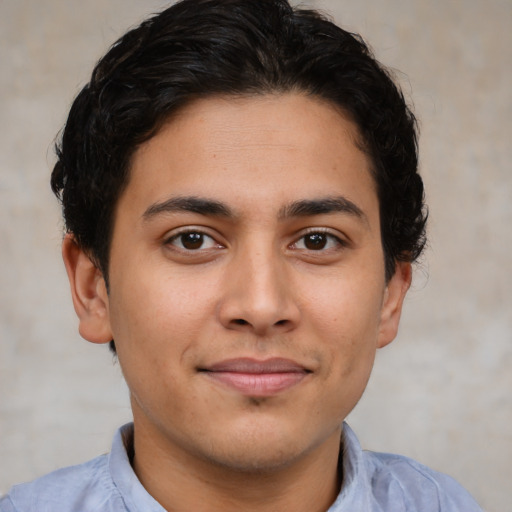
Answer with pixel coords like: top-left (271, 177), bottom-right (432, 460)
top-left (51, 0), bottom-right (426, 283)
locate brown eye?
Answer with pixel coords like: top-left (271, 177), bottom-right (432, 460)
top-left (292, 231), bottom-right (343, 252)
top-left (168, 231), bottom-right (218, 251)
top-left (303, 233), bottom-right (328, 250)
top-left (180, 232), bottom-right (204, 249)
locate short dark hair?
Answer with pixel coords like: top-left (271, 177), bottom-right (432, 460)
top-left (51, 0), bottom-right (426, 283)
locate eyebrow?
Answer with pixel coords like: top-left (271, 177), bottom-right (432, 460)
top-left (142, 196), bottom-right (234, 220)
top-left (279, 196), bottom-right (367, 223)
top-left (142, 194), bottom-right (367, 224)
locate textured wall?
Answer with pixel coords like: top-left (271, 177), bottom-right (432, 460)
top-left (0, 1), bottom-right (510, 510)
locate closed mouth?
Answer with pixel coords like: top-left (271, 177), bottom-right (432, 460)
top-left (199, 357), bottom-right (311, 396)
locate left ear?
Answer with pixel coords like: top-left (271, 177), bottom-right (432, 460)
top-left (377, 261), bottom-right (412, 349)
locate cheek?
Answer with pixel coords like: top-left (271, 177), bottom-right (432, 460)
top-left (109, 264), bottom-right (215, 344)
top-left (306, 276), bottom-right (384, 341)
top-left (107, 272), bottom-right (203, 412)
top-left (304, 274), bottom-right (384, 386)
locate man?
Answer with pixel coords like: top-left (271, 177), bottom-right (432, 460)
top-left (0, 0), bottom-right (483, 510)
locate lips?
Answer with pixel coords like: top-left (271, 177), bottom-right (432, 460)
top-left (199, 358), bottom-right (310, 397)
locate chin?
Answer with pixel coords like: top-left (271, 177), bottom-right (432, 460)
top-left (197, 420), bottom-right (333, 474)
top-left (204, 444), bottom-right (304, 474)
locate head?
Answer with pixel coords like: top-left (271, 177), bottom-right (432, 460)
top-left (52, 0), bottom-right (426, 287)
top-left (53, 0), bottom-right (427, 484)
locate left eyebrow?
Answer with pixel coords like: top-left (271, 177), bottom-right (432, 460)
top-left (279, 196), bottom-right (368, 224)
top-left (142, 195), bottom-right (234, 221)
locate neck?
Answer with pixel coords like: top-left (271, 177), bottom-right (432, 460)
top-left (131, 418), bottom-right (342, 512)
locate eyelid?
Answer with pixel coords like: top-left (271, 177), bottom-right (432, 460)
top-left (290, 227), bottom-right (348, 248)
top-left (163, 226), bottom-right (226, 250)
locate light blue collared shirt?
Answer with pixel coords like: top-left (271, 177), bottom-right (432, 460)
top-left (0, 423), bottom-right (483, 511)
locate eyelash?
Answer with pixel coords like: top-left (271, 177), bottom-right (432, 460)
top-left (164, 228), bottom-right (346, 253)
top-left (165, 229), bottom-right (222, 252)
top-left (290, 229), bottom-right (346, 252)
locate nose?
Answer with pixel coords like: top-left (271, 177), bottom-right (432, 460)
top-left (217, 245), bottom-right (300, 336)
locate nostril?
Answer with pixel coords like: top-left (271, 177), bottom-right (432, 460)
top-left (233, 319), bottom-right (249, 326)
top-left (275, 319), bottom-right (288, 326)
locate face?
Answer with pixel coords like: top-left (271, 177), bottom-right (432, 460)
top-left (67, 94), bottom-right (410, 473)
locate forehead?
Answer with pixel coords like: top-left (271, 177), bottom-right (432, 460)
top-left (122, 93), bottom-right (377, 222)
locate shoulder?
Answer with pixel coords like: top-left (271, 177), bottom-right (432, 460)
top-left (363, 450), bottom-right (483, 511)
top-left (0, 454), bottom-right (126, 512)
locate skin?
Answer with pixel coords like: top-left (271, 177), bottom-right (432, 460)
top-left (63, 93), bottom-right (411, 511)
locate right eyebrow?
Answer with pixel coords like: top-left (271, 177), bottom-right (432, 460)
top-left (142, 196), bottom-right (234, 221)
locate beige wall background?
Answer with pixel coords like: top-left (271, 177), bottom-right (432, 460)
top-left (0, 0), bottom-right (510, 510)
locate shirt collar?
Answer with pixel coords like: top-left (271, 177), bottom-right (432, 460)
top-left (327, 422), bottom-right (373, 511)
top-left (109, 423), bottom-right (165, 511)
top-left (108, 422), bottom-right (369, 512)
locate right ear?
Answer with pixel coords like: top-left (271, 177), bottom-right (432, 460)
top-left (62, 234), bottom-right (113, 344)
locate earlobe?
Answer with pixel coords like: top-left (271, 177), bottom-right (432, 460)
top-left (377, 261), bottom-right (412, 349)
top-left (62, 234), bottom-right (113, 344)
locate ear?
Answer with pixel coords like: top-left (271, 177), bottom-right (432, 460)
top-left (62, 234), bottom-right (113, 344)
top-left (377, 261), bottom-right (412, 349)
